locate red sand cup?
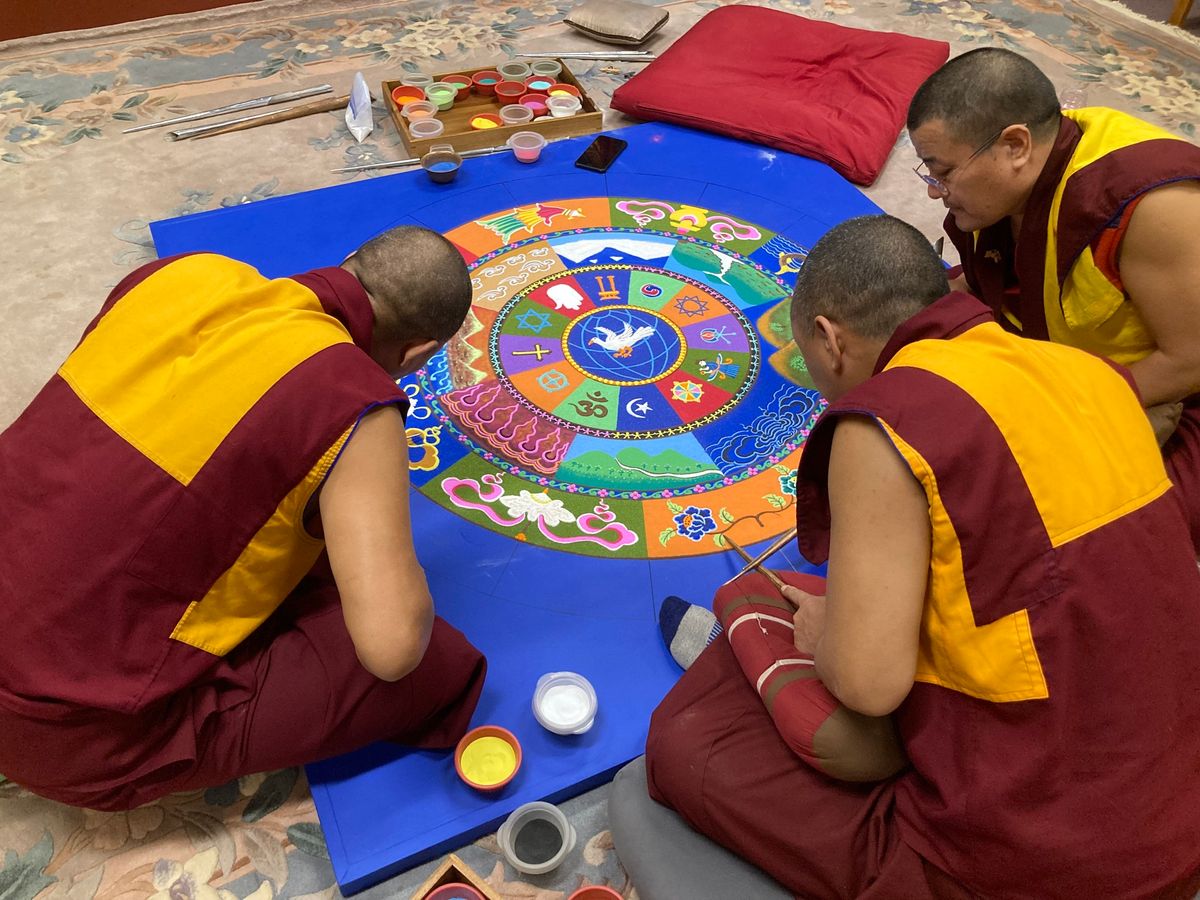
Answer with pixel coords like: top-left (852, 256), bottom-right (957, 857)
top-left (546, 82), bottom-right (581, 99)
top-left (495, 80), bottom-right (526, 103)
top-left (523, 75), bottom-right (555, 95)
top-left (498, 60), bottom-right (532, 80)
top-left (454, 725), bottom-right (522, 791)
top-left (471, 70), bottom-right (501, 95)
top-left (518, 93), bottom-right (549, 117)
top-left (390, 85), bottom-right (425, 107)
top-left (426, 885), bottom-right (486, 900)
top-left (546, 95), bottom-right (581, 118)
top-left (507, 130), bottom-right (547, 164)
top-left (468, 112), bottom-right (503, 131)
top-left (408, 117), bottom-right (445, 140)
top-left (424, 82), bottom-right (458, 111)
top-left (444, 74), bottom-right (473, 99)
top-left (498, 104), bottom-right (534, 126)
top-left (402, 99), bottom-right (438, 120)
top-left (568, 888), bottom-right (623, 900)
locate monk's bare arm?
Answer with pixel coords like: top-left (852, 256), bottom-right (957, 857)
top-left (320, 406), bottom-right (434, 681)
top-left (810, 416), bottom-right (930, 717)
top-left (1119, 181), bottom-right (1200, 408)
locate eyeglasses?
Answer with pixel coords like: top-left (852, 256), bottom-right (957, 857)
top-left (913, 125), bottom-right (1012, 197)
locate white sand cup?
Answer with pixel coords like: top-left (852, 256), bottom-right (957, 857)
top-left (496, 801), bottom-right (577, 875)
top-left (546, 95), bottom-right (582, 118)
top-left (532, 671), bottom-right (597, 734)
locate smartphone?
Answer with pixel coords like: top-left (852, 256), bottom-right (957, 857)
top-left (575, 135), bottom-right (628, 173)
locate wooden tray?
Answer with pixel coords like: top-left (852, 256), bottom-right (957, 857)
top-left (411, 852), bottom-right (503, 900)
top-left (383, 60), bottom-right (602, 158)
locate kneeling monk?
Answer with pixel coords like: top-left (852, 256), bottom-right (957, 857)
top-left (0, 225), bottom-right (486, 810)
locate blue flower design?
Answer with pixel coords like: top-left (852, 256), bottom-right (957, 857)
top-left (779, 470), bottom-right (797, 497)
top-left (674, 506), bottom-right (716, 541)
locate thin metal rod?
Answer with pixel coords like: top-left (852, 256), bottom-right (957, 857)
top-left (517, 50), bottom-right (653, 57)
top-left (122, 84), bottom-right (333, 134)
top-left (518, 52), bottom-right (655, 60)
top-left (331, 144), bottom-right (508, 174)
top-left (170, 93), bottom-right (348, 140)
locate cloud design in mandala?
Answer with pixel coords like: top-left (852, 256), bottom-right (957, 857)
top-left (707, 385), bottom-right (821, 472)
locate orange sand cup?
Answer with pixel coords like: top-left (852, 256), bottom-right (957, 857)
top-left (454, 725), bottom-right (522, 791)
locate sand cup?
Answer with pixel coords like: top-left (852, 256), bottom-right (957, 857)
top-left (532, 671), bottom-right (597, 734)
top-left (499, 104), bottom-right (534, 126)
top-left (546, 95), bottom-right (581, 118)
top-left (530, 58), bottom-right (563, 79)
top-left (498, 60), bottom-right (532, 80)
top-left (497, 801), bottom-right (577, 876)
top-left (507, 131), bottom-right (547, 164)
top-left (421, 143), bottom-right (462, 184)
top-left (401, 72), bottom-right (434, 88)
top-left (424, 81), bottom-right (458, 111)
top-left (426, 886), bottom-right (486, 900)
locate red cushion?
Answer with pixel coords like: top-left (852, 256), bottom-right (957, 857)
top-left (611, 6), bottom-right (949, 185)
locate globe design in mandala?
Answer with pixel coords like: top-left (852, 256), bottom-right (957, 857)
top-left (562, 306), bottom-right (684, 386)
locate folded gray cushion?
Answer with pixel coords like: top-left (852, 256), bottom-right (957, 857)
top-left (563, 0), bottom-right (668, 46)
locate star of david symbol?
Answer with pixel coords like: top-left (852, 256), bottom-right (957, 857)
top-left (673, 295), bottom-right (710, 318)
top-left (515, 308), bottom-right (553, 333)
top-left (537, 369), bottom-right (569, 392)
top-left (671, 380), bottom-right (704, 404)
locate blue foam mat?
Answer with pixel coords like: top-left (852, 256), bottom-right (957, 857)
top-left (150, 123), bottom-right (871, 894)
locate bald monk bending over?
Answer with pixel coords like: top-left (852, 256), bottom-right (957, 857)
top-left (645, 215), bottom-right (1200, 898)
top-left (906, 47), bottom-right (1200, 548)
top-left (0, 226), bottom-right (487, 810)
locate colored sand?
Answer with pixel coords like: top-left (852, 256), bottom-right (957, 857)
top-left (528, 80), bottom-right (552, 90)
top-left (477, 77), bottom-right (497, 84)
top-left (539, 683), bottom-right (590, 727)
top-left (459, 736), bottom-right (516, 785)
top-left (513, 817), bottom-right (563, 865)
top-left (549, 89), bottom-right (574, 96)
top-left (471, 117), bottom-right (499, 129)
top-left (427, 161), bottom-right (458, 172)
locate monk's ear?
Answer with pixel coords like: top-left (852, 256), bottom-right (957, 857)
top-left (814, 315), bottom-right (846, 372)
top-left (1001, 123), bottom-right (1036, 170)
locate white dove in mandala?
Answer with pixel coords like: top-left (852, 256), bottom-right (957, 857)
top-left (589, 321), bottom-right (656, 358)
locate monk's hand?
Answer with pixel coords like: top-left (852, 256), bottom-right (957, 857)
top-left (1146, 401), bottom-right (1184, 446)
top-left (781, 584), bottom-right (826, 656)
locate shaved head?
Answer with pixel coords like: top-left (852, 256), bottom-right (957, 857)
top-left (791, 215), bottom-right (949, 341)
top-left (907, 48), bottom-right (1062, 146)
top-left (346, 225), bottom-right (472, 344)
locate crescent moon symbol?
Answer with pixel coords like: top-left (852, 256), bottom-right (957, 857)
top-left (625, 398), bottom-right (650, 419)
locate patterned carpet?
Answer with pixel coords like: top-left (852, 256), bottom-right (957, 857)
top-left (1, 1), bottom-right (1196, 898)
